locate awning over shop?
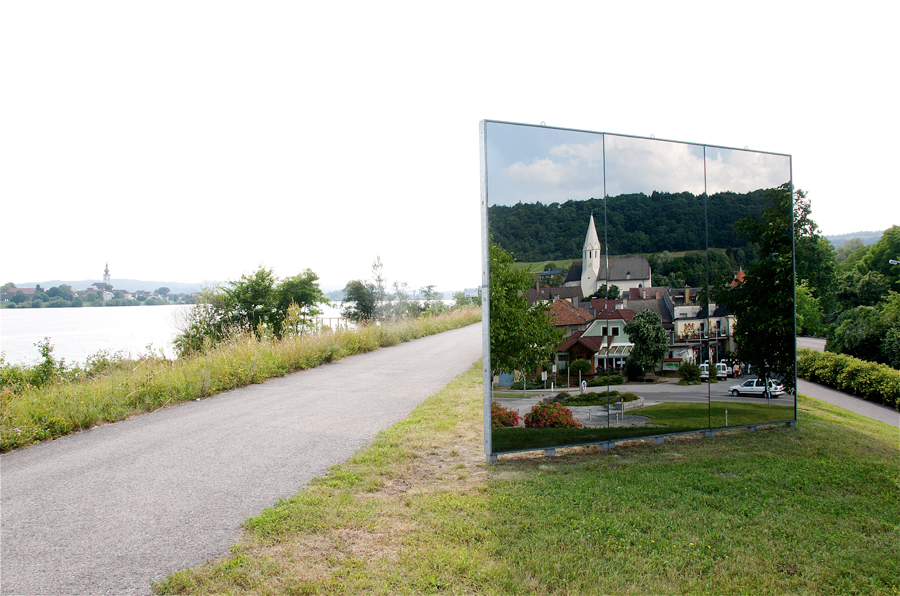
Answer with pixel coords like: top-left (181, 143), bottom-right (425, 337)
top-left (597, 344), bottom-right (633, 357)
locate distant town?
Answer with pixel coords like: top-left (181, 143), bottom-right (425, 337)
top-left (1, 263), bottom-right (460, 309)
top-left (1, 264), bottom-right (201, 308)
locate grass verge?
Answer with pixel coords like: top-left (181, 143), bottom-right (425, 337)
top-left (154, 362), bottom-right (899, 595)
top-left (0, 308), bottom-right (481, 452)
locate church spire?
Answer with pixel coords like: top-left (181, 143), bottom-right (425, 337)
top-left (580, 213), bottom-right (602, 297)
top-left (103, 262), bottom-right (111, 286)
top-left (583, 213), bottom-right (601, 252)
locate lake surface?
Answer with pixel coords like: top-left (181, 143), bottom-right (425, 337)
top-left (0, 303), bottom-right (346, 366)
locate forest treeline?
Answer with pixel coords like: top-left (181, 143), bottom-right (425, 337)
top-left (488, 189), bottom-right (769, 261)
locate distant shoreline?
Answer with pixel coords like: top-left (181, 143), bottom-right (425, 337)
top-left (1, 300), bottom-right (180, 310)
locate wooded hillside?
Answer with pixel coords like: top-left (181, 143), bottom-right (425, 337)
top-left (488, 189), bottom-right (769, 261)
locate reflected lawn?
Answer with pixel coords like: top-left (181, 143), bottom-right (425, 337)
top-left (492, 401), bottom-right (795, 453)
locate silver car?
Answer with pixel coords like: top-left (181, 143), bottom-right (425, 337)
top-left (729, 378), bottom-right (785, 397)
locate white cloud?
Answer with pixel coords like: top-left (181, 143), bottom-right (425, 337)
top-left (705, 149), bottom-right (791, 195)
top-left (503, 158), bottom-right (571, 188)
top-left (605, 135), bottom-right (706, 196)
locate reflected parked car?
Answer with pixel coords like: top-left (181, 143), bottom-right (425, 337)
top-left (715, 362), bottom-right (729, 381)
top-left (728, 378), bottom-right (784, 397)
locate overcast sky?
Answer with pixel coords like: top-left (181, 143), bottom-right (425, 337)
top-left (2, 2), bottom-right (897, 292)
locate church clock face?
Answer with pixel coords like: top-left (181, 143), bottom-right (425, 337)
top-left (481, 120), bottom-right (794, 458)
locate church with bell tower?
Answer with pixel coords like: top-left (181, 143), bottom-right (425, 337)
top-left (562, 214), bottom-right (653, 298)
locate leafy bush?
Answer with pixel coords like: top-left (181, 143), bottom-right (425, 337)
top-left (587, 374), bottom-right (624, 386)
top-left (524, 402), bottom-right (583, 428)
top-left (619, 392), bottom-right (641, 402)
top-left (491, 402), bottom-right (521, 428)
top-left (569, 359), bottom-right (592, 375)
top-left (677, 361), bottom-right (701, 384)
top-left (797, 348), bottom-right (899, 410)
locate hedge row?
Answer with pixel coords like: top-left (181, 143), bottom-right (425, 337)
top-left (797, 348), bottom-right (900, 410)
top-left (587, 374), bottom-right (624, 387)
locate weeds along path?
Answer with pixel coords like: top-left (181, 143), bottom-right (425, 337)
top-left (0, 322), bottom-right (483, 596)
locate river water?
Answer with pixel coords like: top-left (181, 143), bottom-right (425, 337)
top-left (0, 303), bottom-right (346, 366)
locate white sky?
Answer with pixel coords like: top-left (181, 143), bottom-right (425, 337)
top-left (2, 2), bottom-right (897, 291)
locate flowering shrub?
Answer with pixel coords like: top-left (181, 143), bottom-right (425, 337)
top-left (524, 401), bottom-right (583, 428)
top-left (491, 402), bottom-right (521, 428)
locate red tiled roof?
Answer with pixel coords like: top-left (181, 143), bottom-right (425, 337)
top-left (591, 305), bottom-right (637, 322)
top-left (590, 298), bottom-right (620, 313)
top-left (557, 330), bottom-right (609, 352)
top-left (548, 300), bottom-right (594, 326)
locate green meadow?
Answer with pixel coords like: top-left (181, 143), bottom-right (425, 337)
top-left (155, 362), bottom-right (899, 595)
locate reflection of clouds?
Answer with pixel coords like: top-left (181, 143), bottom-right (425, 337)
top-left (549, 141), bottom-right (605, 166)
top-left (504, 158), bottom-right (570, 187)
top-left (496, 140), bottom-right (605, 204)
top-left (706, 148), bottom-right (791, 194)
top-left (486, 123), bottom-right (791, 206)
top-left (605, 135), bottom-right (705, 196)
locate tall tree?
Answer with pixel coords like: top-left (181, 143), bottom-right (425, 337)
top-left (793, 189), bottom-right (838, 318)
top-left (623, 310), bottom-right (669, 374)
top-left (341, 280), bottom-right (376, 323)
top-left (714, 183), bottom-right (796, 393)
top-left (489, 241), bottom-right (563, 377)
top-left (795, 281), bottom-right (825, 336)
top-left (223, 267), bottom-right (278, 335)
top-left (858, 225), bottom-right (900, 292)
top-left (828, 306), bottom-right (889, 363)
top-left (370, 256), bottom-right (390, 320)
top-left (275, 269), bottom-right (330, 334)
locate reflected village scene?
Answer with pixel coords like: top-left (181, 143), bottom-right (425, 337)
top-left (482, 121), bottom-right (796, 454)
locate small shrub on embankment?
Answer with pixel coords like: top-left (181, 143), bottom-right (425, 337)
top-left (797, 348), bottom-right (899, 410)
top-left (0, 308), bottom-right (482, 452)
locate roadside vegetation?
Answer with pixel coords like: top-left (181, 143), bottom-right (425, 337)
top-left (797, 348), bottom-right (899, 409)
top-left (1, 259), bottom-right (481, 452)
top-left (0, 307), bottom-right (481, 453)
top-left (153, 362), bottom-right (899, 595)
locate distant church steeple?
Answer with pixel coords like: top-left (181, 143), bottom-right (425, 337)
top-left (103, 263), bottom-right (111, 286)
top-left (580, 214), bottom-right (602, 298)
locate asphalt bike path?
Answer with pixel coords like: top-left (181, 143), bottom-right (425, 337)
top-left (1, 323), bottom-right (482, 596)
top-left (797, 378), bottom-right (899, 428)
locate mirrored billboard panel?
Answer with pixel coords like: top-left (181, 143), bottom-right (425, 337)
top-left (482, 121), bottom-right (795, 457)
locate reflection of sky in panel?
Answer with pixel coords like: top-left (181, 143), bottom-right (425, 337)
top-left (705, 147), bottom-right (791, 194)
top-left (605, 135), bottom-right (706, 196)
top-left (485, 122), bottom-right (605, 206)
